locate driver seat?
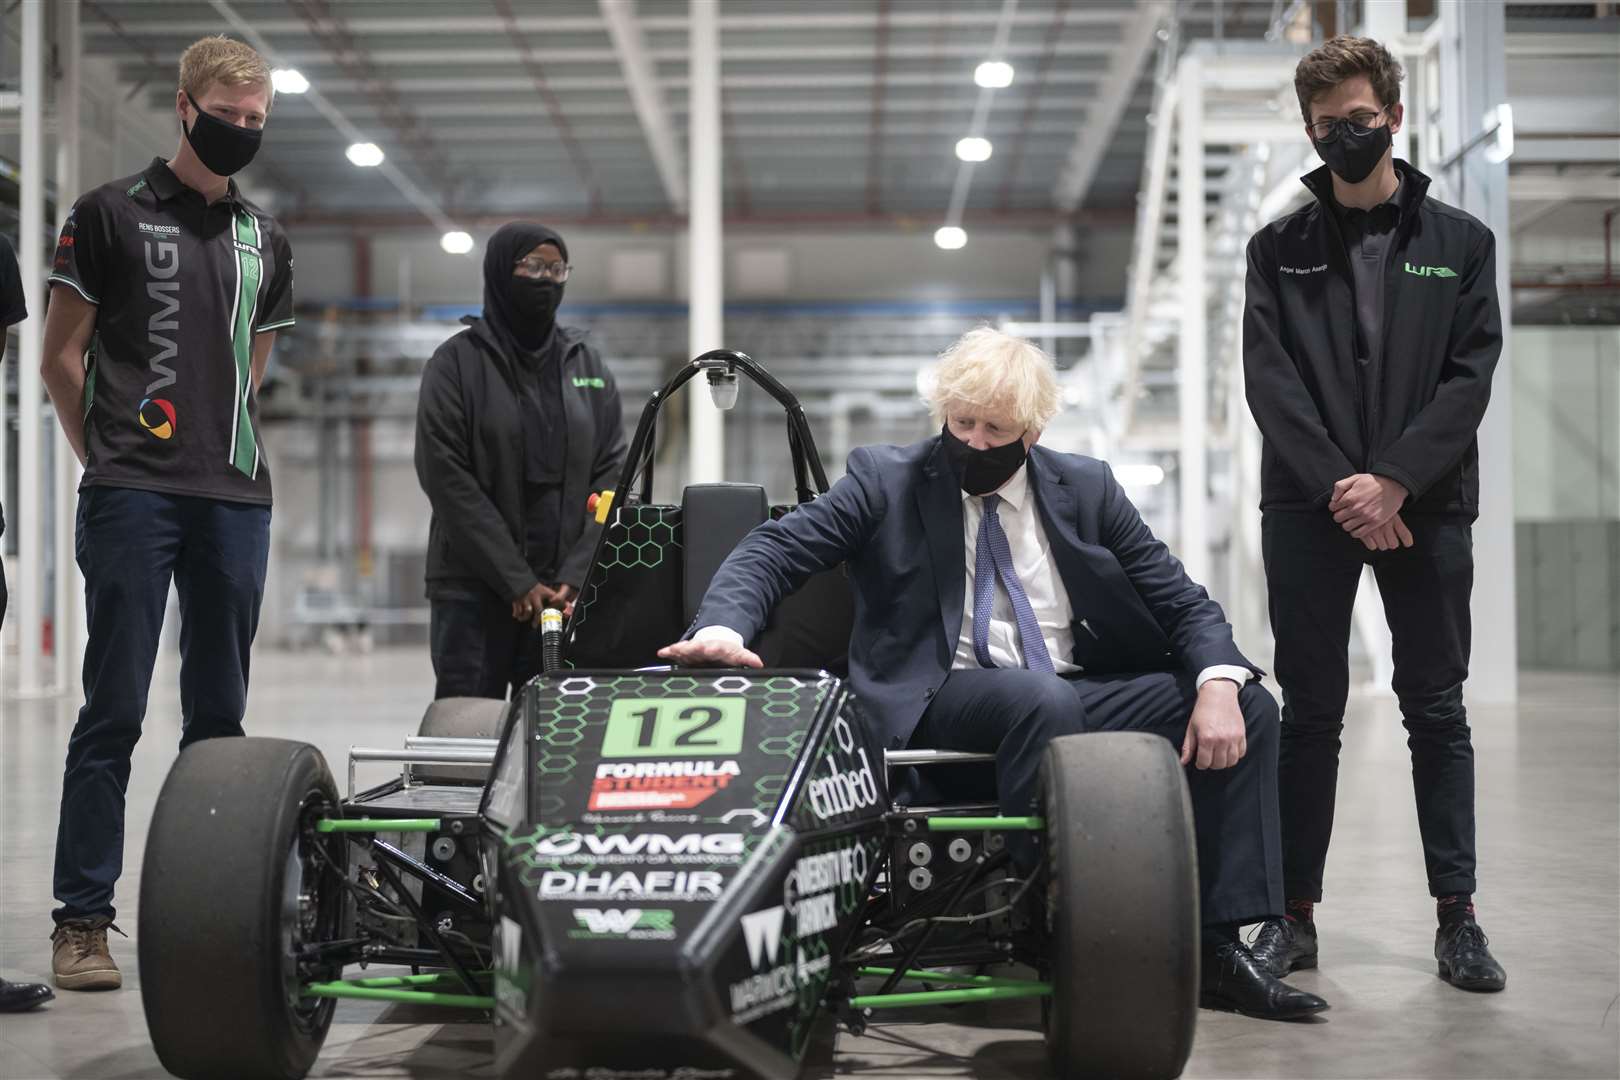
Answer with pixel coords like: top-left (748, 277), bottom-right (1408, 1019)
top-left (566, 482), bottom-right (854, 674)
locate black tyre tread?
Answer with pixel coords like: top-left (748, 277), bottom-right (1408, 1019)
top-left (415, 697), bottom-right (510, 782)
top-left (138, 737), bottom-right (338, 1080)
top-left (1042, 731), bottom-right (1199, 1080)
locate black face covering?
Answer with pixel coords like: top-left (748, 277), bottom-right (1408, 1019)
top-left (182, 92), bottom-right (263, 177)
top-left (482, 222), bottom-right (568, 354)
top-left (941, 424), bottom-right (1028, 496)
top-left (1312, 118), bottom-right (1392, 185)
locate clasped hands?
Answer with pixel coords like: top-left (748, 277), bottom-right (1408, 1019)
top-left (512, 582), bottom-right (575, 627)
top-left (1330, 473), bottom-right (1412, 551)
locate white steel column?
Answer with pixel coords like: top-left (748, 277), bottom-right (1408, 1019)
top-left (1362, 1), bottom-right (1411, 161)
top-left (54, 0), bottom-right (84, 695)
top-left (17, 0), bottom-right (47, 695)
top-left (1439, 0), bottom-right (1517, 702)
top-left (1177, 55), bottom-right (1208, 584)
top-left (686, 0), bottom-right (724, 484)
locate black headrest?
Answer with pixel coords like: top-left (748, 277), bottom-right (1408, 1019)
top-left (681, 483), bottom-right (769, 624)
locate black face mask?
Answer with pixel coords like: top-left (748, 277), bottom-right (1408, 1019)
top-left (504, 277), bottom-right (563, 350)
top-left (182, 92), bottom-right (263, 177)
top-left (941, 424), bottom-right (1028, 496)
top-left (1311, 118), bottom-right (1391, 185)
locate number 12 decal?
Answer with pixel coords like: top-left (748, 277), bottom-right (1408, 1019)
top-left (600, 698), bottom-right (746, 757)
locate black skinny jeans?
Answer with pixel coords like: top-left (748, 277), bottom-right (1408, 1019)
top-left (1263, 510), bottom-right (1476, 901)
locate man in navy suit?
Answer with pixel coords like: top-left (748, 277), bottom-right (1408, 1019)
top-left (661, 328), bottom-right (1328, 1021)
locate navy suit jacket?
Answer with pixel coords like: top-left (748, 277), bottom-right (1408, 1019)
top-left (691, 437), bottom-right (1260, 751)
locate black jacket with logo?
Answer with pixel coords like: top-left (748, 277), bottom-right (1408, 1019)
top-left (415, 316), bottom-right (626, 599)
top-left (1242, 160), bottom-right (1501, 519)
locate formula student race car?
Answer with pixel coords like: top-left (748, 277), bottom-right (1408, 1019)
top-left (137, 352), bottom-right (1201, 1080)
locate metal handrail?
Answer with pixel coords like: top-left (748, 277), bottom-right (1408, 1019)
top-left (404, 736), bottom-right (500, 749)
top-left (883, 750), bottom-right (996, 767)
top-left (347, 746), bottom-right (497, 797)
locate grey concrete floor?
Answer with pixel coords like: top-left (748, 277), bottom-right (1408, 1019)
top-left (0, 649), bottom-right (1616, 1079)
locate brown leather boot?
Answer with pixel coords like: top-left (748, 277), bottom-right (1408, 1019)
top-left (50, 918), bottom-right (122, 991)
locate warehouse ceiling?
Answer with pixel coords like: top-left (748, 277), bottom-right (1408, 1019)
top-left (79, 0), bottom-right (1286, 228)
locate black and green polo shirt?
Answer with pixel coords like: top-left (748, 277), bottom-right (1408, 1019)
top-left (48, 157), bottom-right (294, 505)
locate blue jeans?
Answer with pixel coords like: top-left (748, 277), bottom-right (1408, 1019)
top-left (53, 486), bottom-right (270, 924)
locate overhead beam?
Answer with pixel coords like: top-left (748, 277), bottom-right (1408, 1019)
top-left (205, 0), bottom-right (459, 234)
top-left (287, 0), bottom-right (455, 195)
top-left (79, 8), bottom-right (1134, 37)
top-left (278, 205), bottom-right (1137, 232)
top-left (112, 71), bottom-right (1112, 94)
top-left (599, 0), bottom-right (687, 212)
top-left (997, 0), bottom-right (1068, 210)
top-left (496, 0), bottom-right (602, 212)
top-left (260, 40), bottom-right (1119, 67)
top-left (1053, 1), bottom-right (1168, 211)
top-left (1509, 172), bottom-right (1620, 201)
top-left (943, 0), bottom-right (1022, 231)
top-left (865, 0), bottom-right (890, 215)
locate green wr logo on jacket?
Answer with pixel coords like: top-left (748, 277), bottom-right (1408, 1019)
top-left (1404, 262), bottom-right (1458, 278)
top-left (573, 376), bottom-right (606, 389)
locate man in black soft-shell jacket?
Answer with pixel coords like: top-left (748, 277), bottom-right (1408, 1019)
top-left (1241, 36), bottom-right (1507, 994)
top-left (416, 223), bottom-right (626, 700)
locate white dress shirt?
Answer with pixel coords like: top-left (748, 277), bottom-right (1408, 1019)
top-left (694, 460), bottom-right (1250, 691)
top-left (951, 464), bottom-right (1078, 672)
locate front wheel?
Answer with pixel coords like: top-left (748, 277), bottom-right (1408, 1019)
top-left (1041, 732), bottom-right (1199, 1079)
top-left (139, 737), bottom-right (346, 1080)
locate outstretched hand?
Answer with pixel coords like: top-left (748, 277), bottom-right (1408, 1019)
top-left (657, 638), bottom-right (764, 669)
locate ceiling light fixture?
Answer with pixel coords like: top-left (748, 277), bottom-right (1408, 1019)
top-left (346, 142), bottom-right (385, 167)
top-left (934, 226), bottom-right (968, 250)
top-left (440, 230), bottom-right (474, 255)
top-left (955, 136), bottom-right (993, 162)
top-left (974, 61), bottom-right (1014, 89)
top-left (271, 68), bottom-right (309, 94)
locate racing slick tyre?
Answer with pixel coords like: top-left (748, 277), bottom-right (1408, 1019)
top-left (139, 738), bottom-right (345, 1080)
top-left (414, 696), bottom-right (511, 783)
top-left (1040, 732), bottom-right (1198, 1079)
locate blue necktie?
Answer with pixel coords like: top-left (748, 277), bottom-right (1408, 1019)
top-left (971, 494), bottom-right (1055, 673)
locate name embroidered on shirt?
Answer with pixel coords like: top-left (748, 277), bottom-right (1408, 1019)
top-left (138, 222), bottom-right (182, 236)
top-left (1279, 264), bottom-right (1328, 275)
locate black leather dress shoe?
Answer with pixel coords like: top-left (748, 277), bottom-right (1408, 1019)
top-left (0, 976), bottom-right (54, 1012)
top-left (1201, 940), bottom-right (1329, 1020)
top-left (1436, 919), bottom-right (1506, 992)
top-left (1250, 916), bottom-right (1319, 977)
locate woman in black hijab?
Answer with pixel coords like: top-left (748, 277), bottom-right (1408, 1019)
top-left (415, 223), bottom-right (626, 700)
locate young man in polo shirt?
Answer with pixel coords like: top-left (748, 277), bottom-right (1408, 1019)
top-left (1241, 36), bottom-right (1506, 992)
top-left (40, 35), bottom-right (293, 990)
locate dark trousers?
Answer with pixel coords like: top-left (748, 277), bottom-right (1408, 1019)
top-left (910, 667), bottom-right (1284, 927)
top-left (1262, 511), bottom-right (1476, 901)
top-left (429, 586), bottom-right (544, 700)
top-left (53, 486), bottom-right (271, 923)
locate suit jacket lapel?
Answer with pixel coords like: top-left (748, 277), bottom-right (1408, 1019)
top-left (1030, 449), bottom-right (1087, 604)
top-left (917, 441), bottom-right (965, 654)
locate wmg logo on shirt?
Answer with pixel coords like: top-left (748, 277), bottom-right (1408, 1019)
top-left (1404, 262), bottom-right (1458, 278)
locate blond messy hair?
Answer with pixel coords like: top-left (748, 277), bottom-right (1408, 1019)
top-left (179, 35), bottom-right (274, 112)
top-left (926, 327), bottom-right (1061, 433)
